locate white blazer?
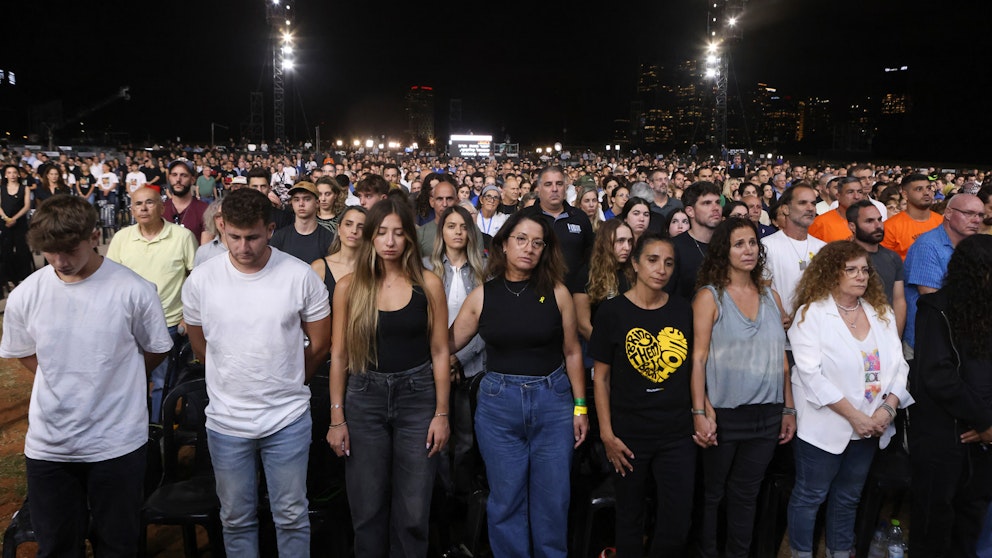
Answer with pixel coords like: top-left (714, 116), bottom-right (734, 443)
top-left (788, 295), bottom-right (914, 454)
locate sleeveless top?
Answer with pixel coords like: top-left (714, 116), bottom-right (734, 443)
top-left (702, 285), bottom-right (786, 408)
top-left (370, 285), bottom-right (431, 373)
top-left (322, 257), bottom-right (337, 303)
top-left (479, 278), bottom-right (563, 376)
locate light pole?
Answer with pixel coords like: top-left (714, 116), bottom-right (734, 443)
top-left (265, 0), bottom-right (295, 144)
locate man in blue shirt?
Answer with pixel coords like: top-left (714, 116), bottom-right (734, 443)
top-left (903, 193), bottom-right (985, 359)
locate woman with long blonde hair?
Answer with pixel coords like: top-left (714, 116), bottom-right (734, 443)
top-left (326, 197), bottom-right (450, 557)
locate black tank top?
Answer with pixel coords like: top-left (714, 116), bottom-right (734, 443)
top-left (322, 257), bottom-right (337, 303)
top-left (370, 285), bottom-right (431, 373)
top-left (479, 278), bottom-right (563, 376)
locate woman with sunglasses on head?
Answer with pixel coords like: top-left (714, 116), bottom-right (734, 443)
top-left (690, 218), bottom-right (794, 558)
top-left (588, 232), bottom-right (696, 557)
top-left (326, 198), bottom-right (449, 557)
top-left (786, 240), bottom-right (913, 558)
top-left (450, 210), bottom-right (588, 558)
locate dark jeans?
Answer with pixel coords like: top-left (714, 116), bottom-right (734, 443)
top-left (439, 372), bottom-right (477, 498)
top-left (698, 405), bottom-right (781, 558)
top-left (25, 445), bottom-right (146, 558)
top-left (613, 435), bottom-right (697, 558)
top-left (345, 362), bottom-right (438, 558)
top-left (910, 438), bottom-right (992, 558)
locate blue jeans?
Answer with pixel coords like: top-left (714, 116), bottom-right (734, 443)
top-left (345, 362), bottom-right (438, 558)
top-left (26, 445), bottom-right (146, 558)
top-left (787, 437), bottom-right (876, 553)
top-left (149, 325), bottom-right (181, 424)
top-left (208, 412), bottom-right (312, 558)
top-left (474, 367), bottom-right (574, 558)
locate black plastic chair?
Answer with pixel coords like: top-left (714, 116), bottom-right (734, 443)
top-left (139, 378), bottom-right (225, 557)
top-left (2, 499), bottom-right (40, 558)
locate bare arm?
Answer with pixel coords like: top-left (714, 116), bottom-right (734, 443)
top-left (449, 286), bottom-right (483, 354)
top-left (144, 351), bottom-right (169, 377)
top-left (573, 292), bottom-right (593, 341)
top-left (423, 272), bottom-right (451, 457)
top-left (690, 288), bottom-right (718, 447)
top-left (186, 324), bottom-right (206, 364)
top-left (556, 283), bottom-right (589, 448)
top-left (301, 315), bottom-right (331, 384)
top-left (893, 280), bottom-right (907, 338)
top-left (918, 285), bottom-right (938, 295)
top-left (18, 355), bottom-right (38, 374)
top-left (327, 275), bottom-right (352, 457)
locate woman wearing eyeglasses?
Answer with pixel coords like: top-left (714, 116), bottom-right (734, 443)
top-left (786, 240), bottom-right (913, 558)
top-left (450, 210), bottom-right (588, 558)
top-left (475, 184), bottom-right (508, 237)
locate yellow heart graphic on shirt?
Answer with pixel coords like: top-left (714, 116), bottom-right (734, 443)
top-left (625, 327), bottom-right (689, 383)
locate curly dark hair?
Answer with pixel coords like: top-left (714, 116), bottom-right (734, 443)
top-left (945, 235), bottom-right (992, 357)
top-left (695, 218), bottom-right (768, 294)
top-left (792, 240), bottom-right (889, 326)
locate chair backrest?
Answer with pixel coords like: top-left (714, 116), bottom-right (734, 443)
top-left (161, 378), bottom-right (212, 483)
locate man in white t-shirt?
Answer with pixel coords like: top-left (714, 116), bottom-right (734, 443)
top-left (762, 184), bottom-right (827, 320)
top-left (182, 188), bottom-right (330, 556)
top-left (0, 196), bottom-right (172, 556)
top-left (125, 161), bottom-right (148, 196)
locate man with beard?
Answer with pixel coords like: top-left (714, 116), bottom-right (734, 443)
top-left (666, 181), bottom-right (722, 300)
top-left (881, 173), bottom-right (944, 260)
top-left (163, 160), bottom-right (209, 244)
top-left (847, 200), bottom-right (906, 336)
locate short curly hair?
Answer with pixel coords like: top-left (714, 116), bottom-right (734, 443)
top-left (792, 240), bottom-right (889, 326)
top-left (945, 235), bottom-right (992, 357)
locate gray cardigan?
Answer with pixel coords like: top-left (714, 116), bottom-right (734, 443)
top-left (423, 255), bottom-right (486, 377)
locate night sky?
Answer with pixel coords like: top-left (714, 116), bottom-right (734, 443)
top-left (2, 0), bottom-right (988, 158)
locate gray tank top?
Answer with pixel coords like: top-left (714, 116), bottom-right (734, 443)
top-left (703, 284), bottom-right (786, 408)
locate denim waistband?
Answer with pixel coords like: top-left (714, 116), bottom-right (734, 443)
top-left (360, 360), bottom-right (432, 381)
top-left (484, 364), bottom-right (565, 387)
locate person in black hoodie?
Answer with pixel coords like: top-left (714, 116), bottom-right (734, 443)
top-left (909, 234), bottom-right (992, 558)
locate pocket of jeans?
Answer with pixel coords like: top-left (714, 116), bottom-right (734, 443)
top-left (408, 370), bottom-right (436, 393)
top-left (550, 370), bottom-right (572, 396)
top-left (480, 374), bottom-right (503, 397)
top-left (347, 373), bottom-right (370, 393)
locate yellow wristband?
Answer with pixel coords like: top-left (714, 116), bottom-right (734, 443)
top-left (573, 405), bottom-right (588, 416)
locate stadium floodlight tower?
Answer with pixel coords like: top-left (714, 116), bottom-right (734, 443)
top-left (705, 0), bottom-right (745, 150)
top-left (266, 0), bottom-right (295, 143)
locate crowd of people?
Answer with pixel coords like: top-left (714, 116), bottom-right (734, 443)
top-left (2, 142), bottom-right (992, 558)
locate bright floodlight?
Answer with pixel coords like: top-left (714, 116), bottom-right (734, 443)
top-left (707, 42), bottom-right (718, 53)
top-left (281, 45), bottom-right (293, 54)
top-left (554, 142), bottom-right (562, 152)
top-left (728, 17), bottom-right (737, 26)
top-left (706, 54), bottom-right (718, 65)
top-left (336, 140), bottom-right (343, 147)
top-left (272, 0), bottom-right (279, 4)
top-left (705, 68), bottom-right (718, 78)
top-left (353, 139), bottom-right (360, 147)
top-left (281, 59), bottom-right (294, 71)
top-left (365, 139), bottom-right (374, 148)
top-left (282, 32), bottom-right (292, 43)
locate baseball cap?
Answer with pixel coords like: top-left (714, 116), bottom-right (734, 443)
top-left (230, 176), bottom-right (247, 186)
top-left (288, 181), bottom-right (319, 198)
top-left (168, 159), bottom-right (194, 173)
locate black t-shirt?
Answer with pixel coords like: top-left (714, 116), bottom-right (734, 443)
top-left (868, 246), bottom-right (904, 308)
top-left (667, 231), bottom-right (708, 301)
top-left (519, 203), bottom-right (594, 289)
top-left (269, 224), bottom-right (334, 264)
top-left (141, 165), bottom-right (164, 186)
top-left (479, 278), bottom-right (563, 376)
top-left (568, 263), bottom-right (631, 329)
top-left (497, 201), bottom-right (519, 215)
top-left (589, 294), bottom-right (693, 440)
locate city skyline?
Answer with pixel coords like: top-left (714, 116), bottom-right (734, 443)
top-left (1, 0), bottom-right (986, 161)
